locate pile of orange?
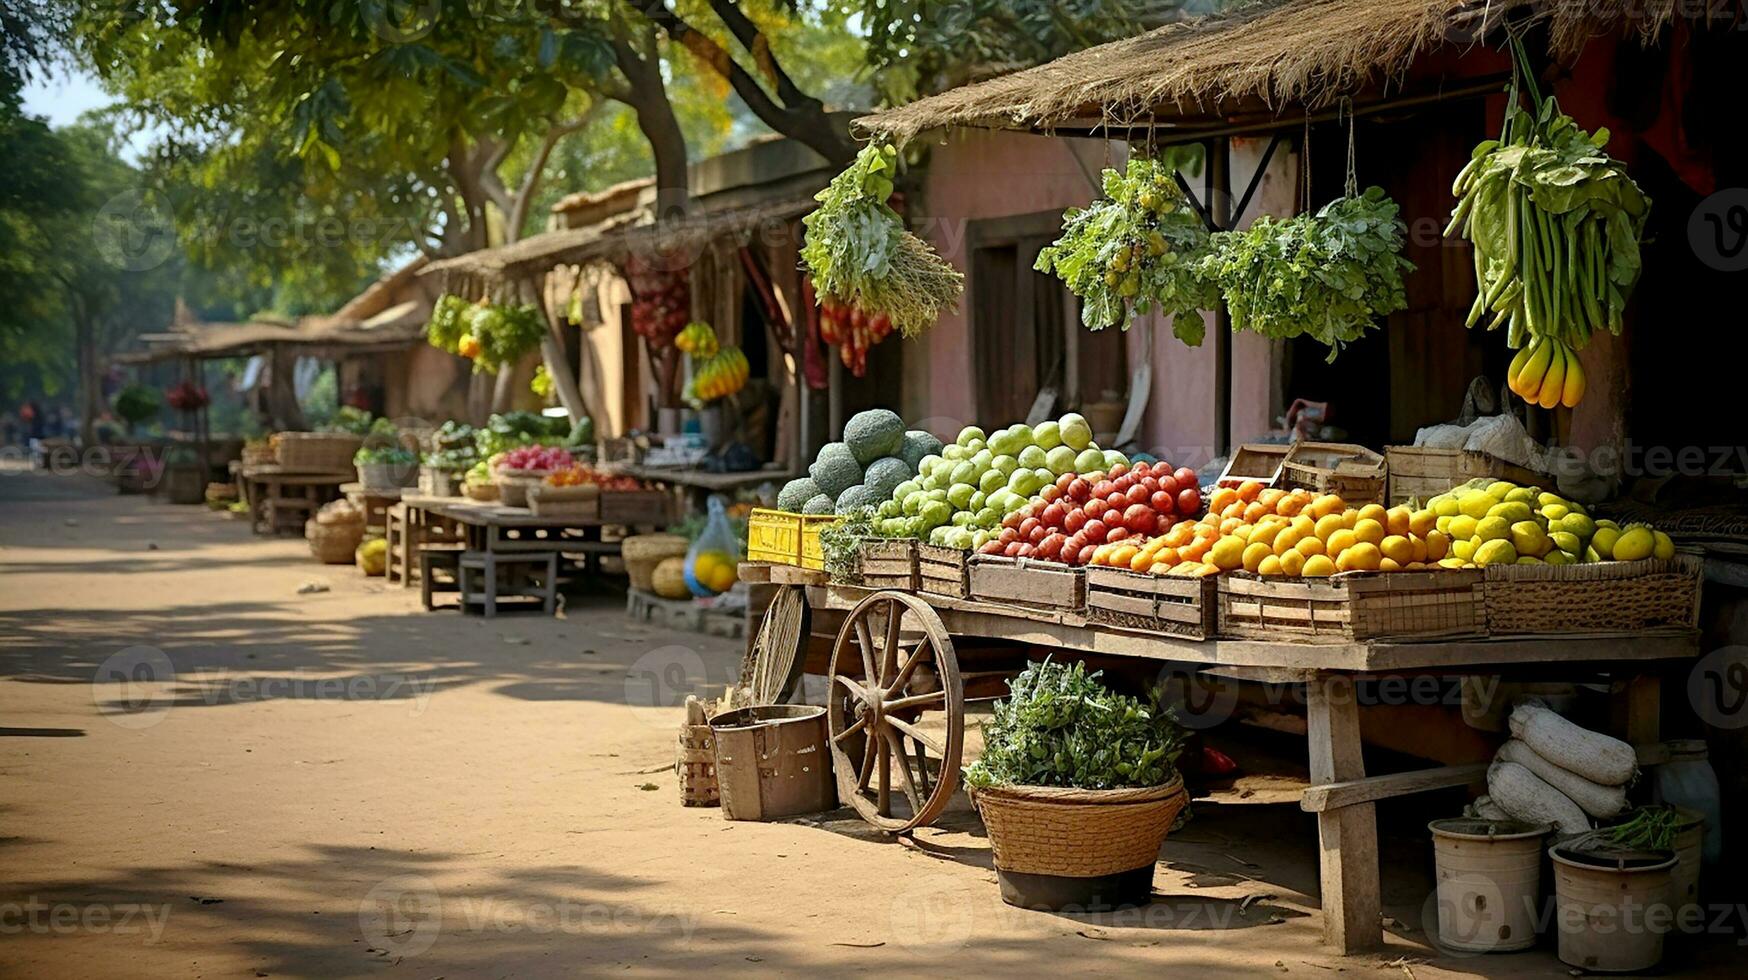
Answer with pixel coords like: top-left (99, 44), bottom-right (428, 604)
top-left (1089, 480), bottom-right (1451, 578)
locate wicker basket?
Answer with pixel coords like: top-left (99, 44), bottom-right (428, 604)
top-left (463, 479), bottom-right (499, 502)
top-left (305, 518), bottom-right (364, 564)
top-left (418, 467), bottom-right (463, 497)
top-left (528, 482), bottom-right (601, 520)
top-left (1483, 556), bottom-right (1702, 635)
top-left (274, 432), bottom-right (362, 473)
top-left (972, 776), bottom-right (1188, 879)
top-left (622, 533), bottom-right (690, 592)
top-left (241, 444), bottom-right (276, 467)
top-left (676, 721), bottom-right (720, 807)
top-left (494, 470), bottom-right (555, 507)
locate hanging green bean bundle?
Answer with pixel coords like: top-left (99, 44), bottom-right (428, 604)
top-left (1447, 39), bottom-right (1650, 409)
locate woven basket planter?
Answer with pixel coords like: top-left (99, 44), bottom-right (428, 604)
top-left (676, 721), bottom-right (719, 807)
top-left (305, 518), bottom-right (364, 564)
top-left (971, 775), bottom-right (1187, 911)
top-left (493, 470), bottom-right (556, 508)
top-left (622, 533), bottom-right (690, 592)
top-left (274, 432), bottom-right (362, 473)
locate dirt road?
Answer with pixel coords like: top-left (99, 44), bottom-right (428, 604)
top-left (0, 468), bottom-right (1732, 977)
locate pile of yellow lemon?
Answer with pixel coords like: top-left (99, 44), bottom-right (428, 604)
top-left (1425, 479), bottom-right (1673, 567)
top-left (688, 549), bottom-right (739, 594)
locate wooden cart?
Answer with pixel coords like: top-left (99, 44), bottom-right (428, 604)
top-left (807, 580), bottom-right (1696, 954)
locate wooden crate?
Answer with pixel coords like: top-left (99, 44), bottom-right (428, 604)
top-left (1085, 565), bottom-right (1216, 639)
top-left (1483, 556), bottom-right (1702, 636)
top-left (856, 537), bottom-right (918, 590)
top-left (1385, 446), bottom-right (1550, 506)
top-left (969, 555), bottom-right (1086, 612)
top-left (1280, 442), bottom-right (1387, 504)
top-left (918, 543), bottom-right (972, 598)
top-left (1217, 444), bottom-right (1290, 488)
top-left (1218, 569), bottom-right (1486, 643)
top-left (599, 489), bottom-right (671, 526)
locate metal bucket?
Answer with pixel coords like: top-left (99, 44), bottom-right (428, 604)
top-left (1549, 843), bottom-right (1677, 973)
top-left (709, 705), bottom-right (835, 821)
top-left (1428, 818), bottom-right (1550, 952)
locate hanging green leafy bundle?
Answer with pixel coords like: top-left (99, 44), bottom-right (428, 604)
top-left (425, 294), bottom-right (470, 354)
top-left (1447, 36), bottom-right (1649, 409)
top-left (472, 303), bottom-right (544, 373)
top-left (801, 143), bottom-right (963, 338)
top-left (1034, 155), bottom-right (1218, 345)
top-left (426, 295), bottom-right (544, 374)
top-left (1198, 186), bottom-right (1414, 361)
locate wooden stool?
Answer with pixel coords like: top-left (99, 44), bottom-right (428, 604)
top-left (457, 551), bottom-right (559, 618)
top-left (420, 547), bottom-right (465, 610)
top-left (385, 503), bottom-right (408, 586)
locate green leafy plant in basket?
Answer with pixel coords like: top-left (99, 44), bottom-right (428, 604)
top-left (966, 659), bottom-right (1184, 791)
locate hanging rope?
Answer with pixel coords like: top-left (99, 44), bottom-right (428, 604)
top-left (1342, 96), bottom-right (1359, 199)
top-left (1300, 113), bottom-right (1313, 214)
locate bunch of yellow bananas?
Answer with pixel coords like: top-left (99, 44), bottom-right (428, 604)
top-left (688, 346), bottom-right (749, 402)
top-left (1507, 335), bottom-right (1585, 409)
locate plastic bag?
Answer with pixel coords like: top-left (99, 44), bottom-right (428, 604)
top-left (684, 496), bottom-right (742, 597)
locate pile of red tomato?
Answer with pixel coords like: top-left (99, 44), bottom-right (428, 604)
top-left (979, 460), bottom-right (1204, 566)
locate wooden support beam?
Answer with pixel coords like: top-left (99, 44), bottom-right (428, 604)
top-left (1306, 674), bottom-right (1383, 953)
top-left (1300, 763), bottom-right (1488, 814)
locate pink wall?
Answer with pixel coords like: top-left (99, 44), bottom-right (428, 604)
top-left (913, 130), bottom-right (1286, 469)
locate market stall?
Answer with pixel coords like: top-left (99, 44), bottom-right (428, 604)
top-left (697, 3), bottom-right (1741, 965)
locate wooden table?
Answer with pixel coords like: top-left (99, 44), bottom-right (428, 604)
top-left (237, 465), bottom-right (354, 535)
top-left (813, 582), bottom-right (1696, 954)
top-left (624, 464), bottom-right (797, 512)
top-left (393, 494), bottom-right (627, 590)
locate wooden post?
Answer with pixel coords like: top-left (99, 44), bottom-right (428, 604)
top-left (1209, 137), bottom-right (1233, 456)
top-left (519, 276), bottom-right (589, 425)
top-left (1305, 672), bottom-right (1383, 953)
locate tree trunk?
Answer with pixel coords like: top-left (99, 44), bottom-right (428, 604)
top-left (72, 300), bottom-right (101, 448)
top-left (265, 345), bottom-right (308, 431)
top-left (612, 38), bottom-right (691, 216)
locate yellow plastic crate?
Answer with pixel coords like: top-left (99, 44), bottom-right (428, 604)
top-left (747, 508), bottom-right (837, 569)
top-left (746, 508), bottom-right (803, 565)
top-left (798, 514), bottom-right (835, 570)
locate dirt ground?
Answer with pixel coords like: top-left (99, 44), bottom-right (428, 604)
top-left (1, 466), bottom-right (1739, 978)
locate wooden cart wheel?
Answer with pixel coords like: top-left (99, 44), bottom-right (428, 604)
top-left (826, 590), bottom-right (963, 833)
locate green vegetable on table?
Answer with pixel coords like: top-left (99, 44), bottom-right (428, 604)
top-left (1035, 154), bottom-right (1218, 345)
top-left (1198, 186), bottom-right (1414, 361)
top-left (801, 143), bottom-right (963, 338)
top-left (966, 659), bottom-right (1184, 790)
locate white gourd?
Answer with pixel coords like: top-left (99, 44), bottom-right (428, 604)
top-left (1496, 739), bottom-right (1628, 819)
top-left (1488, 761), bottom-right (1590, 835)
top-left (1507, 701), bottom-right (1637, 787)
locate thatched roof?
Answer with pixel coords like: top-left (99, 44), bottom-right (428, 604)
top-left (421, 196), bottom-right (818, 297)
top-left (123, 275), bottom-right (434, 364)
top-left (856, 0), bottom-right (1708, 143)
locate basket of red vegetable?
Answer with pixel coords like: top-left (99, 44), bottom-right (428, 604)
top-left (492, 445), bottom-right (575, 507)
